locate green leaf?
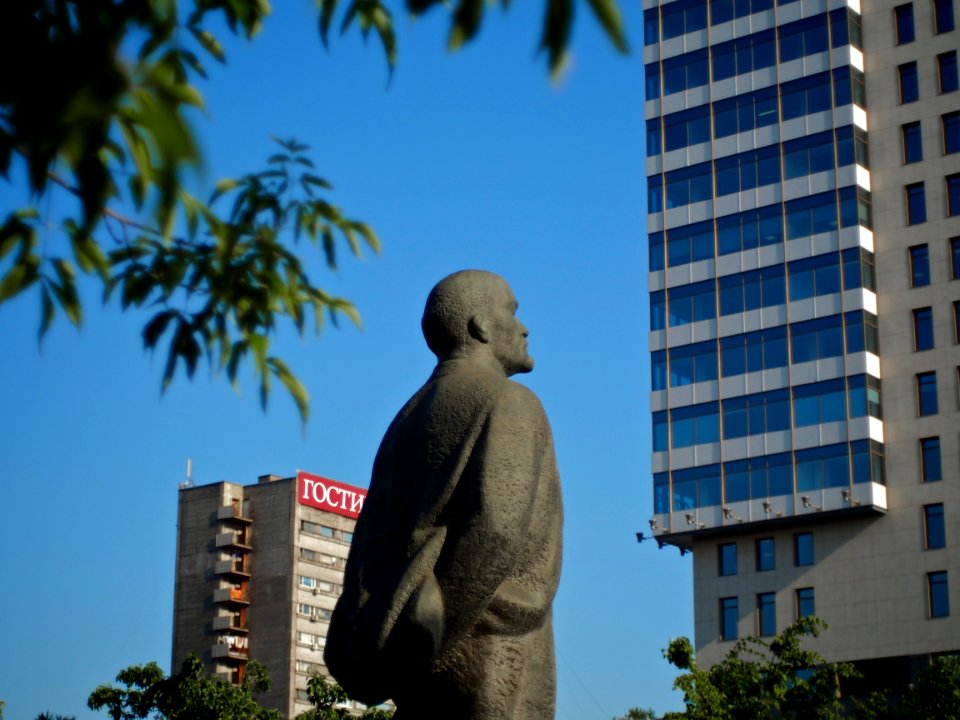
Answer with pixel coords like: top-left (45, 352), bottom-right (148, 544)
top-left (318, 0), bottom-right (340, 45)
top-left (268, 357), bottom-right (310, 426)
top-left (539, 0), bottom-right (574, 78)
top-left (0, 256), bottom-right (40, 301)
top-left (39, 284), bottom-right (55, 342)
top-left (302, 174), bottom-right (333, 190)
top-left (351, 222), bottom-right (381, 254)
top-left (210, 178), bottom-right (239, 204)
top-left (584, 0), bottom-right (628, 52)
top-left (190, 28), bottom-right (227, 63)
top-left (225, 340), bottom-right (248, 386)
top-left (51, 258), bottom-right (82, 326)
top-left (249, 334), bottom-right (269, 369)
top-left (143, 310), bottom-right (177, 349)
top-left (448, 0), bottom-right (485, 51)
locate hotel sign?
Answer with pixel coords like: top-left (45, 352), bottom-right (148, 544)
top-left (297, 471), bottom-right (366, 519)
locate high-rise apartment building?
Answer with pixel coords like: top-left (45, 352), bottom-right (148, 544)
top-left (172, 471), bottom-right (372, 717)
top-left (643, 0), bottom-right (959, 681)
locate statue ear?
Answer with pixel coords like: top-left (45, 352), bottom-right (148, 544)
top-left (468, 314), bottom-right (491, 344)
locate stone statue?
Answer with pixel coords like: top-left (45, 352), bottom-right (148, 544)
top-left (325, 270), bottom-right (563, 720)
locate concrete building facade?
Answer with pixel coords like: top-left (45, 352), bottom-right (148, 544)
top-left (643, 0), bottom-right (959, 680)
top-left (172, 471), bottom-right (369, 717)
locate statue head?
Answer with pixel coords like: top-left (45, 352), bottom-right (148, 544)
top-left (421, 270), bottom-right (533, 376)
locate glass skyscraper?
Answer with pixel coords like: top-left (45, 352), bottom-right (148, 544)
top-left (644, 0), bottom-right (959, 675)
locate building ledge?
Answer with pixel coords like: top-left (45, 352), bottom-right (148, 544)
top-left (650, 502), bottom-right (885, 551)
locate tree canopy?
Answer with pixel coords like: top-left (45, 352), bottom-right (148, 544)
top-left (86, 657), bottom-right (391, 720)
top-left (662, 618), bottom-right (856, 720)
top-left (0, 0), bottom-right (627, 423)
top-left (614, 618), bottom-right (960, 719)
top-left (294, 674), bottom-right (393, 720)
top-left (87, 655), bottom-right (280, 720)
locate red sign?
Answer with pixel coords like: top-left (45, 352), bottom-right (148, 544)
top-left (297, 471), bottom-right (367, 519)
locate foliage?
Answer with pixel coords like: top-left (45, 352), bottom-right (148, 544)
top-left (36, 715), bottom-right (78, 720)
top-left (662, 617), bottom-right (856, 720)
top-left (850, 655), bottom-right (960, 720)
top-left (87, 654), bottom-right (281, 720)
top-left (294, 674), bottom-right (394, 720)
top-left (1, 0), bottom-right (626, 421)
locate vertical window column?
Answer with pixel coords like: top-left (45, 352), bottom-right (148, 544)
top-left (756, 537), bottom-right (775, 571)
top-left (939, 51), bottom-right (959, 93)
top-left (910, 244), bottom-right (931, 286)
top-left (899, 61), bottom-right (920, 103)
top-left (924, 504), bottom-right (946, 549)
top-left (928, 571), bottom-right (950, 617)
top-left (906, 184), bottom-right (927, 225)
top-left (720, 597), bottom-right (739, 640)
top-left (902, 121), bottom-right (923, 163)
top-left (796, 588), bottom-right (816, 618)
top-left (758, 592), bottom-right (777, 635)
top-left (921, 437), bottom-right (943, 480)
top-left (917, 372), bottom-right (939, 415)
top-left (913, 307), bottom-right (934, 350)
top-left (895, 3), bottom-right (916, 43)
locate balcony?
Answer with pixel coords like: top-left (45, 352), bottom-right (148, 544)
top-left (215, 532), bottom-right (251, 551)
top-left (213, 586), bottom-right (249, 606)
top-left (215, 559), bottom-right (251, 579)
top-left (217, 504), bottom-right (252, 524)
top-left (211, 640), bottom-right (248, 660)
top-left (212, 615), bottom-right (249, 633)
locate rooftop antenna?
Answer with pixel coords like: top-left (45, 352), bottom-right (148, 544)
top-left (179, 459), bottom-right (196, 489)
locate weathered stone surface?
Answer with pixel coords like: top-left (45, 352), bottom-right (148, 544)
top-left (325, 270), bottom-right (563, 720)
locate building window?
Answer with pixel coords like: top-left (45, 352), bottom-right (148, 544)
top-left (906, 183), bottom-right (927, 224)
top-left (902, 121), bottom-right (923, 162)
top-left (720, 597), bottom-right (739, 640)
top-left (941, 51), bottom-right (960, 93)
top-left (301, 520), bottom-right (335, 538)
top-left (944, 113), bottom-right (960, 154)
top-left (299, 575), bottom-right (336, 594)
top-left (917, 372), bottom-right (939, 415)
top-left (947, 174), bottom-right (960, 216)
top-left (896, 3), bottom-right (916, 42)
top-left (910, 244), bottom-right (931, 286)
top-left (934, 0), bottom-right (956, 32)
top-left (914, 307), bottom-right (935, 350)
top-left (921, 437), bottom-right (943, 481)
top-left (756, 537), bottom-right (775, 571)
top-left (794, 532), bottom-right (814, 566)
top-left (928, 571), bottom-right (950, 617)
top-left (899, 61), bottom-right (920, 103)
top-left (670, 401), bottom-right (721, 448)
top-left (758, 592), bottom-right (777, 636)
top-left (925, 504), bottom-right (946, 549)
top-left (796, 588), bottom-right (816, 618)
top-left (718, 543), bottom-right (738, 576)
top-left (952, 238), bottom-right (960, 279)
top-left (301, 548), bottom-right (338, 565)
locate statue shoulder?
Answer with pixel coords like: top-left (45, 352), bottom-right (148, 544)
top-left (492, 379), bottom-right (549, 424)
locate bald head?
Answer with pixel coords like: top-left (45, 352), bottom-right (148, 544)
top-left (422, 270), bottom-right (533, 375)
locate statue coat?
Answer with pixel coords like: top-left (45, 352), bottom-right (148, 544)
top-left (325, 358), bottom-right (563, 720)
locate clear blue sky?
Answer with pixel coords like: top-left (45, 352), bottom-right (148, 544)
top-left (0, 2), bottom-right (693, 718)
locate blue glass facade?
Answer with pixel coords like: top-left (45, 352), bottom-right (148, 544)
top-left (646, 0), bottom-right (884, 526)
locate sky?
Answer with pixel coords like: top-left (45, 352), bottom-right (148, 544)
top-left (0, 2), bottom-right (694, 718)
